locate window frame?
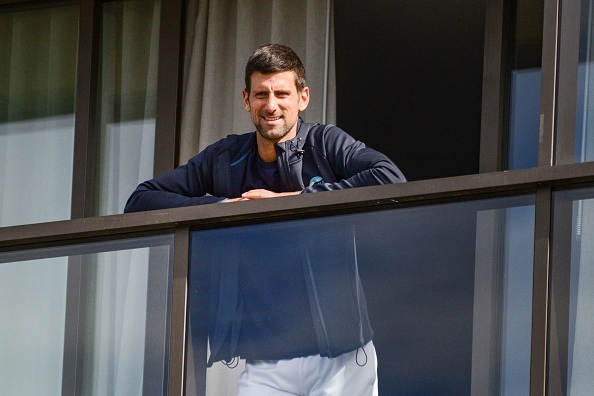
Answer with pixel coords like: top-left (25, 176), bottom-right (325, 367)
top-left (1, 0), bottom-right (593, 394)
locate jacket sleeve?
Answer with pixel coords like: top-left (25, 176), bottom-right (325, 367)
top-left (124, 145), bottom-right (226, 213)
top-left (302, 125), bottom-right (406, 193)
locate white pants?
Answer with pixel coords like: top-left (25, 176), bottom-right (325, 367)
top-left (237, 341), bottom-right (378, 396)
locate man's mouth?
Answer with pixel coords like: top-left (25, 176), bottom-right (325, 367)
top-left (263, 116), bottom-right (282, 122)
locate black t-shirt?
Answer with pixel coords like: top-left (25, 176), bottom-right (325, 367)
top-left (236, 153), bottom-right (318, 360)
top-left (241, 152), bottom-right (284, 193)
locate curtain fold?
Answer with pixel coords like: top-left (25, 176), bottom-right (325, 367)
top-left (180, 0), bottom-right (336, 165)
top-left (96, 0), bottom-right (160, 217)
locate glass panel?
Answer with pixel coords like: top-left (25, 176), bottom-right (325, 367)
top-left (507, 0), bottom-right (544, 170)
top-left (186, 196), bottom-right (535, 395)
top-left (575, 0), bottom-right (594, 162)
top-left (549, 187), bottom-right (594, 394)
top-left (96, 0), bottom-right (160, 216)
top-left (499, 205), bottom-right (535, 393)
top-left (0, 256), bottom-right (68, 395)
top-left (0, 5), bottom-right (78, 227)
top-left (0, 235), bottom-right (173, 395)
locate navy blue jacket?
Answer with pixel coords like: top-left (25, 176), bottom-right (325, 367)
top-left (124, 122), bottom-right (405, 365)
top-left (124, 122), bottom-right (405, 211)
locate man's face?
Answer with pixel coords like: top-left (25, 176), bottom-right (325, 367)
top-left (242, 71), bottom-right (309, 143)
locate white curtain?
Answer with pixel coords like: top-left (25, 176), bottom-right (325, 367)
top-left (96, 0), bottom-right (160, 217)
top-left (0, 6), bottom-right (77, 396)
top-left (0, 257), bottom-right (68, 396)
top-left (86, 1), bottom-right (161, 395)
top-left (83, 249), bottom-right (151, 395)
top-left (0, 6), bottom-right (78, 228)
top-left (179, 0), bottom-right (336, 164)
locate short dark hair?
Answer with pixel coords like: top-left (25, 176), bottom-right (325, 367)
top-left (244, 44), bottom-right (306, 93)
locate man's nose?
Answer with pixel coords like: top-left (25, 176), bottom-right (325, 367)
top-left (264, 96), bottom-right (278, 112)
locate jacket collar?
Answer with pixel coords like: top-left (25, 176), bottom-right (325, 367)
top-left (276, 117), bottom-right (309, 153)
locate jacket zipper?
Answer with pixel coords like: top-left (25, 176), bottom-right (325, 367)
top-left (280, 143), bottom-right (297, 191)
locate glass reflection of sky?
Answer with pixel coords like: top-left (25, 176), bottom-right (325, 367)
top-left (509, 68), bottom-right (541, 170)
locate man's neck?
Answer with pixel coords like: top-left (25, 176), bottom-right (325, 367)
top-left (257, 139), bottom-right (277, 162)
top-left (256, 129), bottom-right (298, 162)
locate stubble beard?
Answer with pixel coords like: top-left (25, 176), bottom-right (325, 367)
top-left (255, 118), bottom-right (296, 143)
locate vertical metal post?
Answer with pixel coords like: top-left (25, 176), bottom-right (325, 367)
top-left (479, 0), bottom-right (510, 173)
top-left (168, 226), bottom-right (190, 395)
top-left (547, 192), bottom-right (574, 394)
top-left (154, 0), bottom-right (185, 176)
top-left (71, 0), bottom-right (100, 219)
top-left (555, 0), bottom-right (582, 165)
top-left (530, 187), bottom-right (553, 396)
top-left (63, 1), bottom-right (101, 394)
top-left (538, 0), bottom-right (561, 168)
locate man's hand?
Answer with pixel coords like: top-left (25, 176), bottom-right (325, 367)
top-left (224, 189), bottom-right (301, 202)
top-left (242, 189), bottom-right (301, 199)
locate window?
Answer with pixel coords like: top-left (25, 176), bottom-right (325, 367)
top-left (334, 0), bottom-right (486, 181)
top-left (95, 0), bottom-right (161, 216)
top-left (1, 1), bottom-right (594, 394)
top-left (507, 0), bottom-right (544, 170)
top-left (556, 0), bottom-right (594, 165)
top-left (549, 186), bottom-right (594, 394)
top-left (186, 195), bottom-right (534, 395)
top-left (0, 4), bottom-right (79, 227)
top-left (0, 0), bottom-right (180, 225)
top-left (0, 234), bottom-right (173, 395)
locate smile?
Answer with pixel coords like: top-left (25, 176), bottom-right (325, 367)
top-left (263, 116), bottom-right (282, 121)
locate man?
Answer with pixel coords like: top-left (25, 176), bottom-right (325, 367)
top-left (125, 44), bottom-right (405, 395)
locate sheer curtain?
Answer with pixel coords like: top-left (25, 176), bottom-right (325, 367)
top-left (0, 6), bottom-right (77, 395)
top-left (82, 249), bottom-right (152, 395)
top-left (180, 0), bottom-right (336, 164)
top-left (96, 0), bottom-right (160, 217)
top-left (85, 1), bottom-right (161, 394)
top-left (0, 6), bottom-right (78, 228)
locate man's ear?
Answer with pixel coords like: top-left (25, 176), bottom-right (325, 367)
top-left (298, 87), bottom-right (310, 111)
top-left (242, 90), bottom-right (250, 112)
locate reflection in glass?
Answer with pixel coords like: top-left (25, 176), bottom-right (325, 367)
top-left (96, 0), bottom-right (160, 216)
top-left (507, 0), bottom-right (544, 170)
top-left (186, 196), bottom-right (535, 395)
top-left (0, 5), bottom-right (78, 227)
top-left (550, 187), bottom-right (594, 394)
top-left (509, 69), bottom-right (541, 169)
top-left (499, 206), bottom-right (535, 394)
top-left (0, 235), bottom-right (173, 395)
top-left (575, 0), bottom-right (594, 162)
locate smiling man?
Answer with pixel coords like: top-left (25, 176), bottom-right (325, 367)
top-left (124, 44), bottom-right (405, 395)
top-left (244, 70), bottom-right (308, 150)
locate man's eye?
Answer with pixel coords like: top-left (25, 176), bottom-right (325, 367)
top-left (255, 93), bottom-right (267, 98)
